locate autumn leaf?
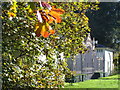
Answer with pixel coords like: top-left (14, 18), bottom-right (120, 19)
top-left (48, 11), bottom-right (62, 23)
top-left (42, 31), bottom-right (50, 38)
top-left (50, 30), bottom-right (55, 34)
top-left (48, 7), bottom-right (65, 23)
top-left (40, 23), bottom-right (50, 38)
top-left (35, 22), bottom-right (55, 38)
top-left (35, 2), bottom-right (65, 38)
top-left (41, 15), bottom-right (49, 22)
top-left (35, 22), bottom-right (43, 37)
top-left (37, 10), bottom-right (43, 23)
top-left (41, 2), bottom-right (52, 10)
top-left (51, 6), bottom-right (65, 14)
top-left (7, 12), bottom-right (16, 17)
top-left (47, 16), bottom-right (55, 23)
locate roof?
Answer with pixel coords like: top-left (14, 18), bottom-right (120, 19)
top-left (95, 44), bottom-right (114, 52)
top-left (83, 33), bottom-right (94, 50)
top-left (95, 44), bottom-right (106, 48)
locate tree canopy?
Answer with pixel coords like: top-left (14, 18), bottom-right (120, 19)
top-left (87, 2), bottom-right (120, 51)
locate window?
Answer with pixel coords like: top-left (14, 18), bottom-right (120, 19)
top-left (97, 49), bottom-right (103, 52)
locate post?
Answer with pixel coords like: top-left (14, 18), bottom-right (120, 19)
top-left (118, 53), bottom-right (120, 74)
top-left (81, 53), bottom-right (84, 81)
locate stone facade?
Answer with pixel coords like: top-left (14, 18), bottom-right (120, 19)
top-left (67, 33), bottom-right (114, 82)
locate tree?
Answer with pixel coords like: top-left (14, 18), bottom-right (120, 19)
top-left (87, 2), bottom-right (120, 51)
top-left (2, 1), bottom-right (98, 89)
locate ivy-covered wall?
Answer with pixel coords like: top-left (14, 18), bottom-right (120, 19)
top-left (2, 1), bottom-right (99, 89)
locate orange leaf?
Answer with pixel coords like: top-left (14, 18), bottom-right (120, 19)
top-left (43, 31), bottom-right (50, 38)
top-left (50, 30), bottom-right (55, 34)
top-left (40, 23), bottom-right (48, 37)
top-left (35, 19), bottom-right (57, 38)
top-left (47, 16), bottom-right (54, 23)
top-left (51, 7), bottom-right (65, 15)
top-left (41, 15), bottom-right (49, 22)
top-left (49, 11), bottom-right (62, 23)
top-left (35, 22), bottom-right (53, 38)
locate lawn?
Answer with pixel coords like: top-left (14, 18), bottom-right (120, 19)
top-left (64, 74), bottom-right (119, 88)
top-left (99, 74), bottom-right (120, 79)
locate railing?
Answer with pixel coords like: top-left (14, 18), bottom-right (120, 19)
top-left (65, 74), bottom-right (87, 84)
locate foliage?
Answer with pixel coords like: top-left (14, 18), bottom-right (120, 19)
top-left (113, 52), bottom-right (120, 74)
top-left (87, 2), bottom-right (120, 51)
top-left (2, 1), bottom-right (98, 89)
top-left (34, 2), bottom-right (65, 38)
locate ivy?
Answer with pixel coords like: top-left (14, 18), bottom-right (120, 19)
top-left (2, 1), bottom-right (99, 89)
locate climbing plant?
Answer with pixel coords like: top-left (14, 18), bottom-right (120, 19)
top-left (2, 1), bottom-right (99, 89)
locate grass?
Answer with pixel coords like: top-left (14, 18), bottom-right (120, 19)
top-left (64, 74), bottom-right (119, 88)
top-left (99, 74), bottom-right (120, 79)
